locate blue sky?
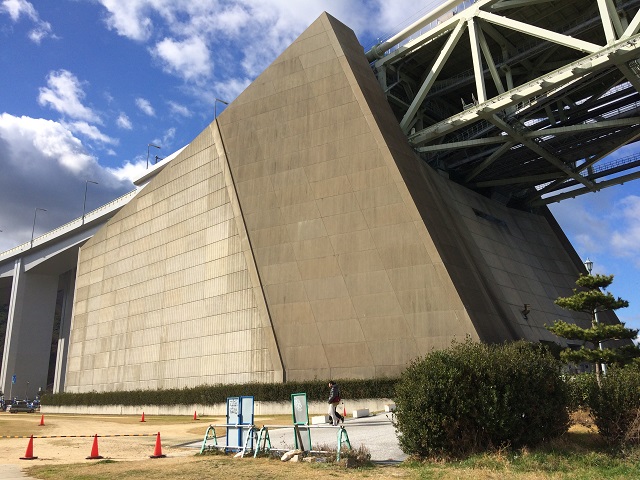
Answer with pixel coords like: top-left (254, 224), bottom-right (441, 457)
top-left (0, 0), bottom-right (638, 333)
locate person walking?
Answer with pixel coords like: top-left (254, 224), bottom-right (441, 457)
top-left (327, 380), bottom-right (344, 426)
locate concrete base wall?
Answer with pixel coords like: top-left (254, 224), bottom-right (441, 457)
top-left (42, 398), bottom-right (393, 417)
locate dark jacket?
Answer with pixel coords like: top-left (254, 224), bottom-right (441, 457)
top-left (328, 384), bottom-right (341, 404)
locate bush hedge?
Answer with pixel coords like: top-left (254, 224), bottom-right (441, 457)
top-left (588, 363), bottom-right (640, 445)
top-left (394, 340), bottom-right (569, 459)
top-left (41, 377), bottom-right (398, 407)
top-left (565, 372), bottom-right (598, 412)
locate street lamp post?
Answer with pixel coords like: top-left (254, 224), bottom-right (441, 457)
top-left (146, 144), bottom-right (161, 169)
top-left (214, 98), bottom-right (228, 120)
top-left (30, 208), bottom-right (47, 247)
top-left (584, 258), bottom-right (593, 275)
top-left (584, 258), bottom-right (606, 375)
top-left (82, 180), bottom-right (98, 224)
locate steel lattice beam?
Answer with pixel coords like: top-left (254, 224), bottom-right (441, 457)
top-left (369, 0), bottom-right (640, 208)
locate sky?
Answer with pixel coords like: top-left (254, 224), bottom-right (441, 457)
top-left (0, 0), bottom-right (638, 333)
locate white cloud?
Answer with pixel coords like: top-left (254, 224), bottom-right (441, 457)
top-left (162, 127), bottom-right (175, 146)
top-left (371, 0), bottom-right (445, 43)
top-left (573, 232), bottom-right (605, 256)
top-left (99, 0), bottom-right (152, 41)
top-left (611, 195), bottom-right (640, 265)
top-left (1, 0), bottom-right (55, 43)
top-left (0, 113), bottom-right (132, 251)
top-left (28, 20), bottom-right (53, 44)
top-left (152, 36), bottom-right (212, 82)
top-left (94, 0), bottom-right (427, 105)
top-left (208, 78), bottom-right (251, 104)
top-left (105, 158), bottom-right (147, 183)
top-left (550, 190), bottom-right (640, 273)
top-left (549, 196), bottom-right (610, 256)
top-left (64, 121), bottom-right (119, 145)
top-left (135, 97), bottom-right (155, 116)
top-left (201, 3), bottom-right (250, 36)
top-left (0, 113), bottom-right (93, 175)
top-left (38, 70), bottom-right (101, 123)
top-left (167, 101), bottom-right (192, 117)
top-left (117, 112), bottom-right (133, 129)
top-left (1, 0), bottom-right (36, 21)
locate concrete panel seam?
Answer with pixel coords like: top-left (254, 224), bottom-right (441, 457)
top-left (211, 119), bottom-right (285, 382)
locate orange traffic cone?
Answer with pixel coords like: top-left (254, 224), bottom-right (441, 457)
top-left (150, 432), bottom-right (166, 458)
top-left (86, 434), bottom-right (104, 460)
top-left (20, 435), bottom-right (38, 460)
top-left (38, 414), bottom-right (45, 426)
top-left (140, 412), bottom-right (146, 422)
top-left (193, 410), bottom-right (198, 421)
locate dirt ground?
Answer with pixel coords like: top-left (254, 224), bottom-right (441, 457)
top-left (0, 411), bottom-right (287, 466)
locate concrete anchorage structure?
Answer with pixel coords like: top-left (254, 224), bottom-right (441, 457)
top-left (2, 0), bottom-right (640, 395)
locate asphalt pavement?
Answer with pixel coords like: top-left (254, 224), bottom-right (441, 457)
top-left (4, 464), bottom-right (32, 479)
top-left (192, 412), bottom-right (407, 463)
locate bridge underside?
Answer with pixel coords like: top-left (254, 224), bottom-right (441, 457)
top-left (370, 0), bottom-right (640, 208)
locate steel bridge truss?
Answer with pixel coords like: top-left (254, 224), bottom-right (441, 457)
top-left (367, 0), bottom-right (640, 208)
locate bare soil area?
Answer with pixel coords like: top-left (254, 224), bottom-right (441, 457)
top-left (0, 412), bottom-right (291, 466)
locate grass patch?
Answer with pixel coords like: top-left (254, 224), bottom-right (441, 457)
top-left (27, 456), bottom-right (411, 480)
top-left (26, 438), bottom-right (640, 480)
top-left (407, 435), bottom-right (640, 479)
top-left (253, 414), bottom-right (295, 427)
top-left (0, 414), bottom-right (41, 436)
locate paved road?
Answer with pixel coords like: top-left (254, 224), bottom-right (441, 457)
top-left (4, 464), bottom-right (32, 479)
top-left (194, 412), bottom-right (407, 462)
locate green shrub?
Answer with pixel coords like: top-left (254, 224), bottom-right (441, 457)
top-left (394, 340), bottom-right (569, 459)
top-left (40, 377), bottom-right (398, 407)
top-left (565, 373), bottom-right (598, 412)
top-left (589, 363), bottom-right (640, 445)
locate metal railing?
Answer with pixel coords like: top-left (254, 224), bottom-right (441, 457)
top-left (373, 0), bottom-right (477, 56)
top-left (199, 423), bottom-right (352, 461)
top-left (535, 151), bottom-right (640, 191)
top-left (589, 151), bottom-right (640, 175)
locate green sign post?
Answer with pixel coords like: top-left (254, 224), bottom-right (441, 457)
top-left (291, 392), bottom-right (311, 451)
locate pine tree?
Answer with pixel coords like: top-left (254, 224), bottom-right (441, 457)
top-left (546, 273), bottom-right (639, 386)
